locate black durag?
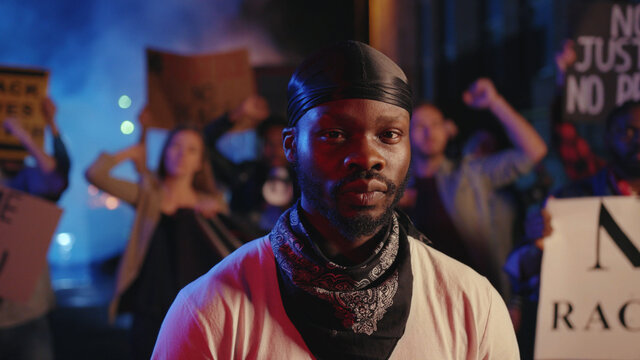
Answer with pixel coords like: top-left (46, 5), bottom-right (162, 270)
top-left (272, 41), bottom-right (415, 359)
top-left (287, 40), bottom-right (413, 127)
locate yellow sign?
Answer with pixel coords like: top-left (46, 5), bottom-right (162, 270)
top-left (147, 48), bottom-right (255, 129)
top-left (0, 66), bottom-right (49, 160)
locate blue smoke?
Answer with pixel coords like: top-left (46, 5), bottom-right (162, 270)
top-left (0, 0), bottom-right (283, 287)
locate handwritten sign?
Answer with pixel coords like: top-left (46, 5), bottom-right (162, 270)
top-left (535, 196), bottom-right (640, 360)
top-left (563, 1), bottom-right (640, 123)
top-left (0, 66), bottom-right (48, 160)
top-left (0, 185), bottom-right (62, 303)
top-left (146, 48), bottom-right (255, 129)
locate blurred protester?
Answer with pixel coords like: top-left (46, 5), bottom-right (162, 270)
top-left (403, 78), bottom-right (548, 297)
top-left (503, 41), bottom-right (612, 358)
top-left (463, 129), bottom-right (521, 285)
top-left (0, 98), bottom-right (70, 360)
top-left (85, 112), bottom-right (240, 359)
top-left (551, 39), bottom-right (606, 181)
top-left (505, 99), bottom-right (640, 359)
top-left (204, 95), bottom-right (296, 234)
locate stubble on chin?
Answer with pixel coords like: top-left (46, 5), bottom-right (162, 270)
top-left (294, 160), bottom-right (408, 241)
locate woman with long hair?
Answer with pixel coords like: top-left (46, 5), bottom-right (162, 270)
top-left (86, 114), bottom-right (240, 359)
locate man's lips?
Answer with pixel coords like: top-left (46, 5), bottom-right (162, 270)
top-left (340, 180), bottom-right (388, 193)
top-left (339, 180), bottom-right (388, 206)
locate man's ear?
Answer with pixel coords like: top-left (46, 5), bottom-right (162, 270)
top-left (444, 119), bottom-right (458, 139)
top-left (282, 127), bottom-right (297, 163)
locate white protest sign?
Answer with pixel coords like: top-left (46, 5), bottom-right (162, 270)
top-left (565, 1), bottom-right (640, 123)
top-left (0, 184), bottom-right (62, 303)
top-left (535, 196), bottom-right (640, 360)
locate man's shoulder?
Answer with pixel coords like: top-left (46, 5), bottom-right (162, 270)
top-left (408, 237), bottom-right (494, 295)
top-left (405, 237), bottom-right (518, 359)
top-left (179, 236), bottom-right (275, 308)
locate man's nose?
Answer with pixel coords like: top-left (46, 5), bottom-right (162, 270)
top-left (343, 136), bottom-right (385, 171)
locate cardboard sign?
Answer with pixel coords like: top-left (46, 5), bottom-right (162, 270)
top-left (563, 1), bottom-right (640, 123)
top-left (0, 185), bottom-right (62, 303)
top-left (146, 48), bottom-right (255, 129)
top-left (0, 66), bottom-right (48, 160)
top-left (535, 196), bottom-right (640, 360)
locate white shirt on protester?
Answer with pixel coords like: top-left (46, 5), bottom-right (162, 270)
top-left (151, 236), bottom-right (519, 360)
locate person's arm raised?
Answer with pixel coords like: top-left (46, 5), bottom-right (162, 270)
top-left (3, 117), bottom-right (57, 173)
top-left (85, 143), bottom-right (145, 206)
top-left (463, 78), bottom-right (548, 163)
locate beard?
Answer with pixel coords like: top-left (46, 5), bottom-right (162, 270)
top-left (611, 142), bottom-right (640, 178)
top-left (614, 156), bottom-right (640, 178)
top-left (295, 161), bottom-right (408, 241)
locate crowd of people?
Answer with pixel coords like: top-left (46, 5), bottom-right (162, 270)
top-left (1, 37), bottom-right (637, 360)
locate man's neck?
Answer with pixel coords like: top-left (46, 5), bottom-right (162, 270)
top-left (298, 202), bottom-right (387, 265)
top-left (412, 153), bottom-right (446, 178)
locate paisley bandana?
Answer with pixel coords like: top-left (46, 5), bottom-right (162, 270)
top-left (270, 204), bottom-right (413, 359)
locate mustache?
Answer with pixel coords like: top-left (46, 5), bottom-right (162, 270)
top-left (330, 170), bottom-right (397, 198)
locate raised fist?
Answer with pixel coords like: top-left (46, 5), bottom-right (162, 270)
top-left (462, 78), bottom-right (500, 110)
top-left (230, 94), bottom-right (270, 130)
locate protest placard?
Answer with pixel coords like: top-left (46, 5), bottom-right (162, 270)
top-left (535, 196), bottom-right (640, 360)
top-left (0, 185), bottom-right (62, 303)
top-left (0, 66), bottom-right (48, 160)
top-left (146, 48), bottom-right (256, 129)
top-left (564, 1), bottom-right (640, 123)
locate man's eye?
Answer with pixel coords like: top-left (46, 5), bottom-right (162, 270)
top-left (320, 130), bottom-right (345, 140)
top-left (380, 130), bottom-right (401, 142)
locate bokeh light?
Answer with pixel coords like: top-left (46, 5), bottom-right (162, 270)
top-left (120, 120), bottom-right (135, 135)
top-left (118, 95), bottom-right (132, 109)
top-left (87, 184), bottom-right (99, 196)
top-left (105, 196), bottom-right (119, 210)
top-left (57, 233), bottom-right (73, 247)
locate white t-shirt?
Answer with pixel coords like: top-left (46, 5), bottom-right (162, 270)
top-left (152, 236), bottom-right (519, 360)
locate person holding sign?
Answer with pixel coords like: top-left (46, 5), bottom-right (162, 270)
top-left (402, 78), bottom-right (548, 298)
top-left (0, 97), bottom-right (70, 360)
top-left (0, 98), bottom-right (70, 196)
top-left (505, 98), bottom-right (640, 359)
top-left (204, 94), bottom-right (296, 234)
top-left (550, 39), bottom-right (607, 182)
top-left (152, 40), bottom-right (518, 360)
top-left (85, 115), bottom-right (240, 360)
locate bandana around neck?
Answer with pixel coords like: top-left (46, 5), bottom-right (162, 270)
top-left (270, 204), bottom-right (413, 360)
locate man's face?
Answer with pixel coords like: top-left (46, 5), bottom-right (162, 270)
top-left (608, 106), bottom-right (640, 177)
top-left (410, 104), bottom-right (449, 157)
top-left (285, 98), bottom-right (411, 240)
